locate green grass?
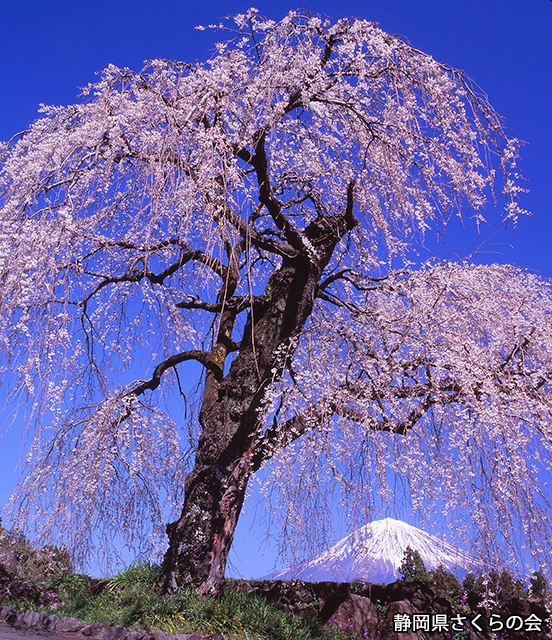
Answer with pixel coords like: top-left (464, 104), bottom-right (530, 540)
top-left (2, 561), bottom-right (356, 640)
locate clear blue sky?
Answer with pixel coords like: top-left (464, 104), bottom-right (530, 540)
top-left (0, 0), bottom-right (551, 580)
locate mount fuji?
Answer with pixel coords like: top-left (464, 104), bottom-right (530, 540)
top-left (265, 518), bottom-right (480, 584)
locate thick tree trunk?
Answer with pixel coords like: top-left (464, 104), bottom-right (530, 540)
top-left (159, 184), bottom-right (357, 596)
top-left (158, 260), bottom-right (304, 596)
top-left (159, 450), bottom-right (253, 596)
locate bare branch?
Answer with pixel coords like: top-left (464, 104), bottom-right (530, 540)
top-left (132, 350), bottom-right (209, 396)
top-left (175, 294), bottom-right (259, 316)
top-left (251, 133), bottom-right (305, 252)
top-left (78, 246), bottom-right (226, 307)
top-left (219, 202), bottom-right (299, 259)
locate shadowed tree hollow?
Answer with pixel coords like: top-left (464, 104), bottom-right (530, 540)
top-left (1, 9), bottom-right (552, 596)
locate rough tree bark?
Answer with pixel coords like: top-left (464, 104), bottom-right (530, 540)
top-left (159, 181), bottom-right (357, 596)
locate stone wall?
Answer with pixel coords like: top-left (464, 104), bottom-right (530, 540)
top-left (225, 577), bottom-right (551, 640)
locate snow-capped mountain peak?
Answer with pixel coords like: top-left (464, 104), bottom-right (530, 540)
top-left (265, 517), bottom-right (479, 584)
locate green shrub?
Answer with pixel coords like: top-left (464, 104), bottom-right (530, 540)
top-left (32, 562), bottom-right (347, 640)
top-left (0, 522), bottom-right (72, 583)
top-left (530, 570), bottom-right (549, 599)
top-left (462, 571), bottom-right (477, 592)
top-left (462, 568), bottom-right (528, 600)
top-left (428, 565), bottom-right (461, 592)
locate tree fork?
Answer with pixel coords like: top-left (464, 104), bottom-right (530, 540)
top-left (159, 185), bottom-right (358, 596)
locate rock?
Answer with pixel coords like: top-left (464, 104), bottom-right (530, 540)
top-left (146, 632), bottom-right (170, 640)
top-left (55, 616), bottom-right (86, 633)
top-left (21, 610), bottom-right (41, 627)
top-left (5, 610), bottom-right (25, 626)
top-left (384, 580), bottom-right (435, 611)
top-left (82, 623), bottom-right (141, 640)
top-left (0, 564), bottom-right (13, 600)
top-left (87, 578), bottom-right (110, 596)
top-left (103, 625), bottom-right (130, 640)
top-left (0, 560), bottom-right (57, 608)
top-left (463, 629), bottom-right (487, 640)
top-left (318, 587), bottom-right (349, 623)
top-left (325, 593), bottom-right (379, 639)
top-left (125, 631), bottom-right (147, 640)
top-left (381, 599), bottom-right (422, 640)
top-left (0, 605), bottom-right (15, 621)
top-left (466, 589), bottom-right (482, 610)
top-left (502, 595), bottom-right (532, 616)
top-left (431, 595), bottom-right (453, 615)
top-left (40, 614), bottom-right (59, 629)
top-left (7, 578), bottom-right (47, 606)
top-left (81, 621), bottom-right (108, 637)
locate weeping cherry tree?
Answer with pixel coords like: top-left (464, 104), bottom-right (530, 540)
top-left (1, 9), bottom-right (551, 596)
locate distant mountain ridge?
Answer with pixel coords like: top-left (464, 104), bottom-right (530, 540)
top-left (265, 517), bottom-right (480, 584)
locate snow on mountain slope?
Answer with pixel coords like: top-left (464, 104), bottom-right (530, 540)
top-left (265, 518), bottom-right (480, 584)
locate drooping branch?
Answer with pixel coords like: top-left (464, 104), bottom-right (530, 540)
top-left (78, 244), bottom-right (227, 309)
top-left (74, 349), bottom-right (212, 453)
top-left (249, 397), bottom-right (397, 472)
top-left (253, 327), bottom-right (550, 471)
top-left (132, 350), bottom-right (209, 396)
top-left (252, 372), bottom-right (463, 471)
top-left (317, 269), bottom-right (399, 296)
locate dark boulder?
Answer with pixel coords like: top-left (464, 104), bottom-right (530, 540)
top-left (326, 593), bottom-right (379, 638)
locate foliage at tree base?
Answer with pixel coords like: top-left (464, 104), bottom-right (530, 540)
top-left (2, 558), bottom-right (551, 640)
top-left (1, 525), bottom-right (551, 639)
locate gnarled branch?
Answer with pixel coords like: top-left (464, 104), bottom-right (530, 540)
top-left (132, 350), bottom-right (209, 396)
